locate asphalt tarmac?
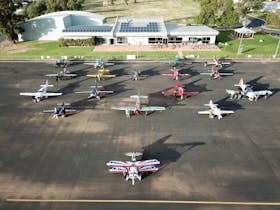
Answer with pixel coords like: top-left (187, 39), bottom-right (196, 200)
top-left (0, 61), bottom-right (279, 210)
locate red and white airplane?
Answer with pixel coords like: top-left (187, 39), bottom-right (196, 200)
top-left (162, 81), bottom-right (199, 100)
top-left (106, 152), bottom-right (160, 185)
top-left (161, 67), bottom-right (191, 80)
top-left (205, 56), bottom-right (232, 68)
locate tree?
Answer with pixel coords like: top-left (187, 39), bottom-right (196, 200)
top-left (218, 0), bottom-right (239, 29)
top-left (26, 0), bottom-right (47, 18)
top-left (67, 0), bottom-right (83, 10)
top-left (267, 9), bottom-right (280, 27)
top-left (237, 0), bottom-right (265, 17)
top-left (195, 0), bottom-right (218, 25)
top-left (0, 0), bottom-right (24, 42)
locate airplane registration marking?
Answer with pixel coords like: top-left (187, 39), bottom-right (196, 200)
top-left (6, 199), bottom-right (280, 206)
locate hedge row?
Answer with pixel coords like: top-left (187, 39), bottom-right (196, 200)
top-left (58, 37), bottom-right (95, 47)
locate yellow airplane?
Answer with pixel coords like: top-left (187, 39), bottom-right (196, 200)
top-left (87, 69), bottom-right (116, 81)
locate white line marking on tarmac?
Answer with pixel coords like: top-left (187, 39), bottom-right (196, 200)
top-left (6, 199), bottom-right (280, 206)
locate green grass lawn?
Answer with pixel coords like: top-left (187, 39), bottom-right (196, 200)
top-left (83, 0), bottom-right (200, 24)
top-left (215, 31), bottom-right (280, 58)
top-left (0, 32), bottom-right (279, 59)
top-left (248, 12), bottom-right (267, 20)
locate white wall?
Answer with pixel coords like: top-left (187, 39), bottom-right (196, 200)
top-left (20, 17), bottom-right (63, 41)
top-left (126, 37), bottom-right (149, 45)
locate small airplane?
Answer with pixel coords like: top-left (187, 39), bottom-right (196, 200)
top-left (125, 69), bottom-right (149, 81)
top-left (204, 56), bottom-right (232, 68)
top-left (45, 68), bottom-right (77, 82)
top-left (43, 102), bottom-right (77, 118)
top-left (75, 83), bottom-right (114, 100)
top-left (200, 66), bottom-right (233, 80)
top-left (161, 67), bottom-right (191, 80)
top-left (226, 78), bottom-right (273, 101)
top-left (84, 58), bottom-right (114, 69)
top-left (198, 100), bottom-right (234, 120)
top-left (87, 68), bottom-right (116, 81)
top-left (47, 58), bottom-right (73, 68)
top-left (19, 80), bottom-right (63, 102)
top-left (106, 152), bottom-right (160, 185)
top-left (164, 56), bottom-right (193, 66)
top-left (162, 81), bottom-right (199, 100)
top-left (111, 95), bottom-right (166, 118)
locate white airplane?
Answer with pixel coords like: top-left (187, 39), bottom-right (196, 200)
top-left (204, 56), bottom-right (232, 68)
top-left (198, 100), bottom-right (234, 120)
top-left (200, 66), bottom-right (233, 80)
top-left (106, 152), bottom-right (160, 185)
top-left (126, 69), bottom-right (149, 81)
top-left (84, 58), bottom-right (114, 69)
top-left (43, 102), bottom-right (77, 118)
top-left (45, 68), bottom-right (77, 82)
top-left (111, 95), bottom-right (166, 118)
top-left (226, 78), bottom-right (273, 101)
top-left (75, 84), bottom-right (114, 100)
top-left (19, 80), bottom-right (63, 102)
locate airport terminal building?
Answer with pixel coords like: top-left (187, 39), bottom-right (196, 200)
top-left (20, 11), bottom-right (219, 45)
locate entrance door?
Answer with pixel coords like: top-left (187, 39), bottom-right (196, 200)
top-left (110, 39), bottom-right (114, 45)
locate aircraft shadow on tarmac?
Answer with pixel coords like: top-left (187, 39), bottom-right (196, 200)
top-left (141, 135), bottom-right (205, 179)
top-left (105, 79), bottom-right (133, 96)
top-left (215, 96), bottom-right (244, 111)
top-left (56, 77), bottom-right (90, 94)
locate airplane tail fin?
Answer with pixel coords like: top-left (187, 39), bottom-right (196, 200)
top-left (40, 80), bottom-right (54, 88)
top-left (125, 152), bottom-right (143, 162)
top-left (204, 100), bottom-right (218, 107)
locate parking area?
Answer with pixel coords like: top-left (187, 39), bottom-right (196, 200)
top-left (0, 61), bottom-right (279, 210)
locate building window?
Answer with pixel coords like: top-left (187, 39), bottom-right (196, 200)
top-left (117, 37), bottom-right (127, 44)
top-left (168, 37), bottom-right (182, 43)
top-left (149, 37), bottom-right (163, 43)
top-left (202, 37), bottom-right (210, 43)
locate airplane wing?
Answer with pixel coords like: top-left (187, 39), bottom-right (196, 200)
top-left (140, 106), bottom-right (166, 112)
top-left (206, 61), bottom-right (215, 65)
top-left (136, 159), bottom-right (160, 167)
top-left (221, 61), bottom-right (232, 65)
top-left (45, 74), bottom-right (58, 77)
top-left (19, 92), bottom-right (37, 96)
top-left (178, 73), bottom-right (191, 77)
top-left (44, 93), bottom-right (63, 97)
top-left (161, 74), bottom-right (174, 77)
top-left (104, 62), bottom-right (114, 66)
top-left (108, 167), bottom-right (127, 173)
top-left (138, 166), bottom-right (159, 173)
top-left (101, 75), bottom-right (116, 78)
top-left (184, 91), bottom-right (199, 96)
top-left (219, 73), bottom-right (233, 76)
top-left (97, 90), bottom-right (114, 94)
top-left (106, 160), bottom-right (129, 167)
top-left (198, 110), bottom-right (210, 115)
top-left (220, 110), bottom-right (234, 114)
top-left (162, 91), bottom-right (174, 96)
top-left (111, 106), bottom-right (135, 111)
top-left (65, 108), bottom-right (77, 113)
top-left (252, 90), bottom-right (272, 96)
top-left (64, 73), bottom-right (77, 77)
top-left (43, 110), bottom-right (55, 113)
top-left (200, 72), bottom-right (212, 76)
top-left (86, 74), bottom-right (98, 78)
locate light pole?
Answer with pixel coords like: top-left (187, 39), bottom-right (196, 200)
top-left (273, 39), bottom-right (280, 58)
top-left (237, 32), bottom-right (244, 55)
